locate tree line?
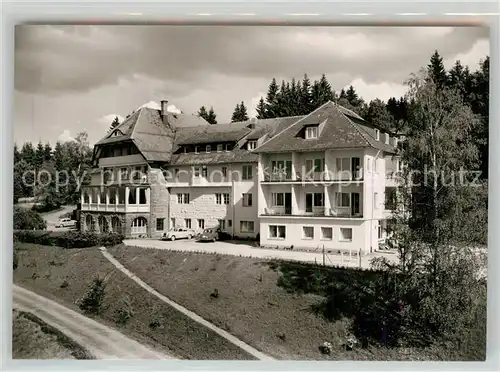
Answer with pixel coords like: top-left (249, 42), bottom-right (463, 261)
top-left (197, 51), bottom-right (489, 179)
top-left (14, 132), bottom-right (93, 210)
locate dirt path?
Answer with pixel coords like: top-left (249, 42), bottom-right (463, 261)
top-left (13, 285), bottom-right (175, 360)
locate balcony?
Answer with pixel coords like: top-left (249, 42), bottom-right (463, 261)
top-left (81, 203), bottom-right (149, 213)
top-left (261, 207), bottom-right (363, 219)
top-left (262, 170), bottom-right (364, 183)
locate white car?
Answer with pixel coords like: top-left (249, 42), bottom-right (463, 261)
top-left (56, 218), bottom-right (76, 228)
top-left (162, 227), bottom-right (195, 241)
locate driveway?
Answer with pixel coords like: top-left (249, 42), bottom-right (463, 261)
top-left (123, 239), bottom-right (398, 269)
top-left (41, 205), bottom-right (76, 231)
top-left (13, 285), bottom-right (175, 360)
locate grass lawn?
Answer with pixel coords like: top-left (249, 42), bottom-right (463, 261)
top-left (107, 244), bottom-right (473, 361)
top-left (13, 243), bottom-right (255, 360)
top-left (12, 309), bottom-right (92, 359)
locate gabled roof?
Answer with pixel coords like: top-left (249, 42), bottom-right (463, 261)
top-left (254, 101), bottom-right (397, 154)
top-left (174, 124), bottom-right (250, 147)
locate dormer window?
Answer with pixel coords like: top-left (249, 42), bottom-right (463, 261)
top-left (375, 129), bottom-right (380, 141)
top-left (195, 146), bottom-right (200, 154)
top-left (217, 144), bottom-right (223, 152)
top-left (184, 147), bottom-right (188, 154)
top-left (305, 126), bottom-right (318, 139)
top-left (385, 133), bottom-right (390, 144)
top-left (247, 140), bottom-right (257, 150)
top-left (206, 145), bottom-right (211, 153)
top-left (225, 144), bottom-right (232, 152)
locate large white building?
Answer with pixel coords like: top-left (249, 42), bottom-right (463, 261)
top-left (80, 100), bottom-right (400, 254)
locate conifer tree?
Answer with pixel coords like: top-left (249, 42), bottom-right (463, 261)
top-left (256, 97), bottom-right (267, 119)
top-left (108, 116), bottom-right (121, 133)
top-left (206, 107), bottom-right (217, 124)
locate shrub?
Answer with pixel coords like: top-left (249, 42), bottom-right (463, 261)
top-left (79, 277), bottom-right (106, 315)
top-left (13, 207), bottom-right (47, 230)
top-left (114, 296), bottom-right (134, 326)
top-left (13, 230), bottom-right (124, 249)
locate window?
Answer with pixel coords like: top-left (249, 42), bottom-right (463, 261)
top-left (378, 223), bottom-right (383, 239)
top-left (303, 226), bottom-right (314, 239)
top-left (195, 146), bottom-right (200, 154)
top-left (193, 167), bottom-right (201, 178)
top-left (242, 165), bottom-right (253, 180)
top-left (185, 218), bottom-right (191, 229)
top-left (202, 166), bottom-right (208, 177)
top-left (120, 167), bottom-right (129, 180)
top-left (228, 219), bottom-right (232, 227)
top-left (223, 193), bottom-right (230, 205)
top-left (336, 158), bottom-right (350, 172)
top-left (242, 193), bottom-right (253, 207)
top-left (321, 227), bottom-right (333, 240)
top-left (222, 167), bottom-right (227, 177)
top-left (216, 193), bottom-right (222, 204)
top-left (184, 147), bottom-right (188, 153)
top-left (305, 159), bottom-right (314, 174)
top-left (314, 158), bottom-right (324, 172)
top-left (131, 217), bottom-right (147, 234)
top-left (218, 219), bottom-right (226, 230)
top-left (225, 144), bottom-right (231, 151)
top-left (313, 193), bottom-right (324, 207)
top-left (340, 228), bottom-right (353, 242)
top-left (133, 166), bottom-right (142, 180)
top-left (336, 192), bottom-right (350, 207)
top-left (305, 126), bottom-right (318, 139)
top-left (198, 219), bottom-right (205, 229)
top-left (128, 188), bottom-right (137, 204)
top-left (177, 193), bottom-right (190, 204)
top-left (103, 168), bottom-right (112, 183)
top-left (240, 221), bottom-right (254, 233)
top-left (247, 140), bottom-right (257, 150)
top-left (385, 133), bottom-right (390, 144)
top-left (269, 225), bottom-right (286, 239)
top-left (375, 129), bottom-right (380, 141)
top-left (272, 193), bottom-right (284, 207)
top-left (217, 144), bottom-right (223, 152)
top-left (108, 188), bottom-right (116, 204)
top-left (206, 145), bottom-right (211, 153)
top-left (156, 218), bottom-right (165, 231)
top-left (171, 218), bottom-right (176, 228)
top-left (139, 188), bottom-right (147, 204)
top-left (374, 193), bottom-right (379, 209)
top-left (367, 158), bottom-right (371, 173)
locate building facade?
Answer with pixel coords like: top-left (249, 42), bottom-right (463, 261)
top-left (81, 100), bottom-right (400, 253)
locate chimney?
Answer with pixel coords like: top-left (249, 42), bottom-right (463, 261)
top-left (160, 100), bottom-right (168, 118)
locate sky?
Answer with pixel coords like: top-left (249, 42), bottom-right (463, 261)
top-left (14, 25), bottom-right (489, 146)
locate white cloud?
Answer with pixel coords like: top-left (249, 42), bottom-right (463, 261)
top-left (167, 104), bottom-right (182, 114)
top-left (98, 114), bottom-right (125, 126)
top-left (444, 39), bottom-right (489, 70)
top-left (347, 78), bottom-right (408, 102)
top-left (57, 129), bottom-right (75, 142)
top-left (138, 100), bottom-right (161, 110)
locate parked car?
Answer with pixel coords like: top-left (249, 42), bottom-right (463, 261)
top-left (162, 227), bottom-right (195, 241)
top-left (56, 218), bottom-right (76, 228)
top-left (196, 228), bottom-right (219, 242)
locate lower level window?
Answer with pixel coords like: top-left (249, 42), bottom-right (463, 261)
top-left (218, 219), bottom-right (226, 230)
top-left (302, 226), bottom-right (314, 239)
top-left (156, 218), bottom-right (164, 231)
top-left (240, 220), bottom-right (254, 233)
top-left (171, 218), bottom-right (176, 228)
top-left (321, 227), bottom-right (333, 240)
top-left (340, 228), bottom-right (353, 242)
top-left (228, 219), bottom-right (232, 227)
top-left (378, 224), bottom-right (384, 239)
top-left (198, 219), bottom-right (205, 229)
top-left (269, 225), bottom-right (286, 239)
top-left (185, 218), bottom-right (192, 229)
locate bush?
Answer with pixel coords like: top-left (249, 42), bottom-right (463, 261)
top-left (79, 277), bottom-right (106, 315)
top-left (31, 203), bottom-right (62, 214)
top-left (13, 207), bottom-right (47, 230)
top-left (13, 230), bottom-right (124, 248)
top-left (114, 296), bottom-right (134, 326)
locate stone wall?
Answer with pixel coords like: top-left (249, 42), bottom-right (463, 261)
top-left (148, 168), bottom-right (170, 239)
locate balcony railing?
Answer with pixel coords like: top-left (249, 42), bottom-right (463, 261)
top-left (261, 207), bottom-right (363, 218)
top-left (262, 170), bottom-right (364, 182)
